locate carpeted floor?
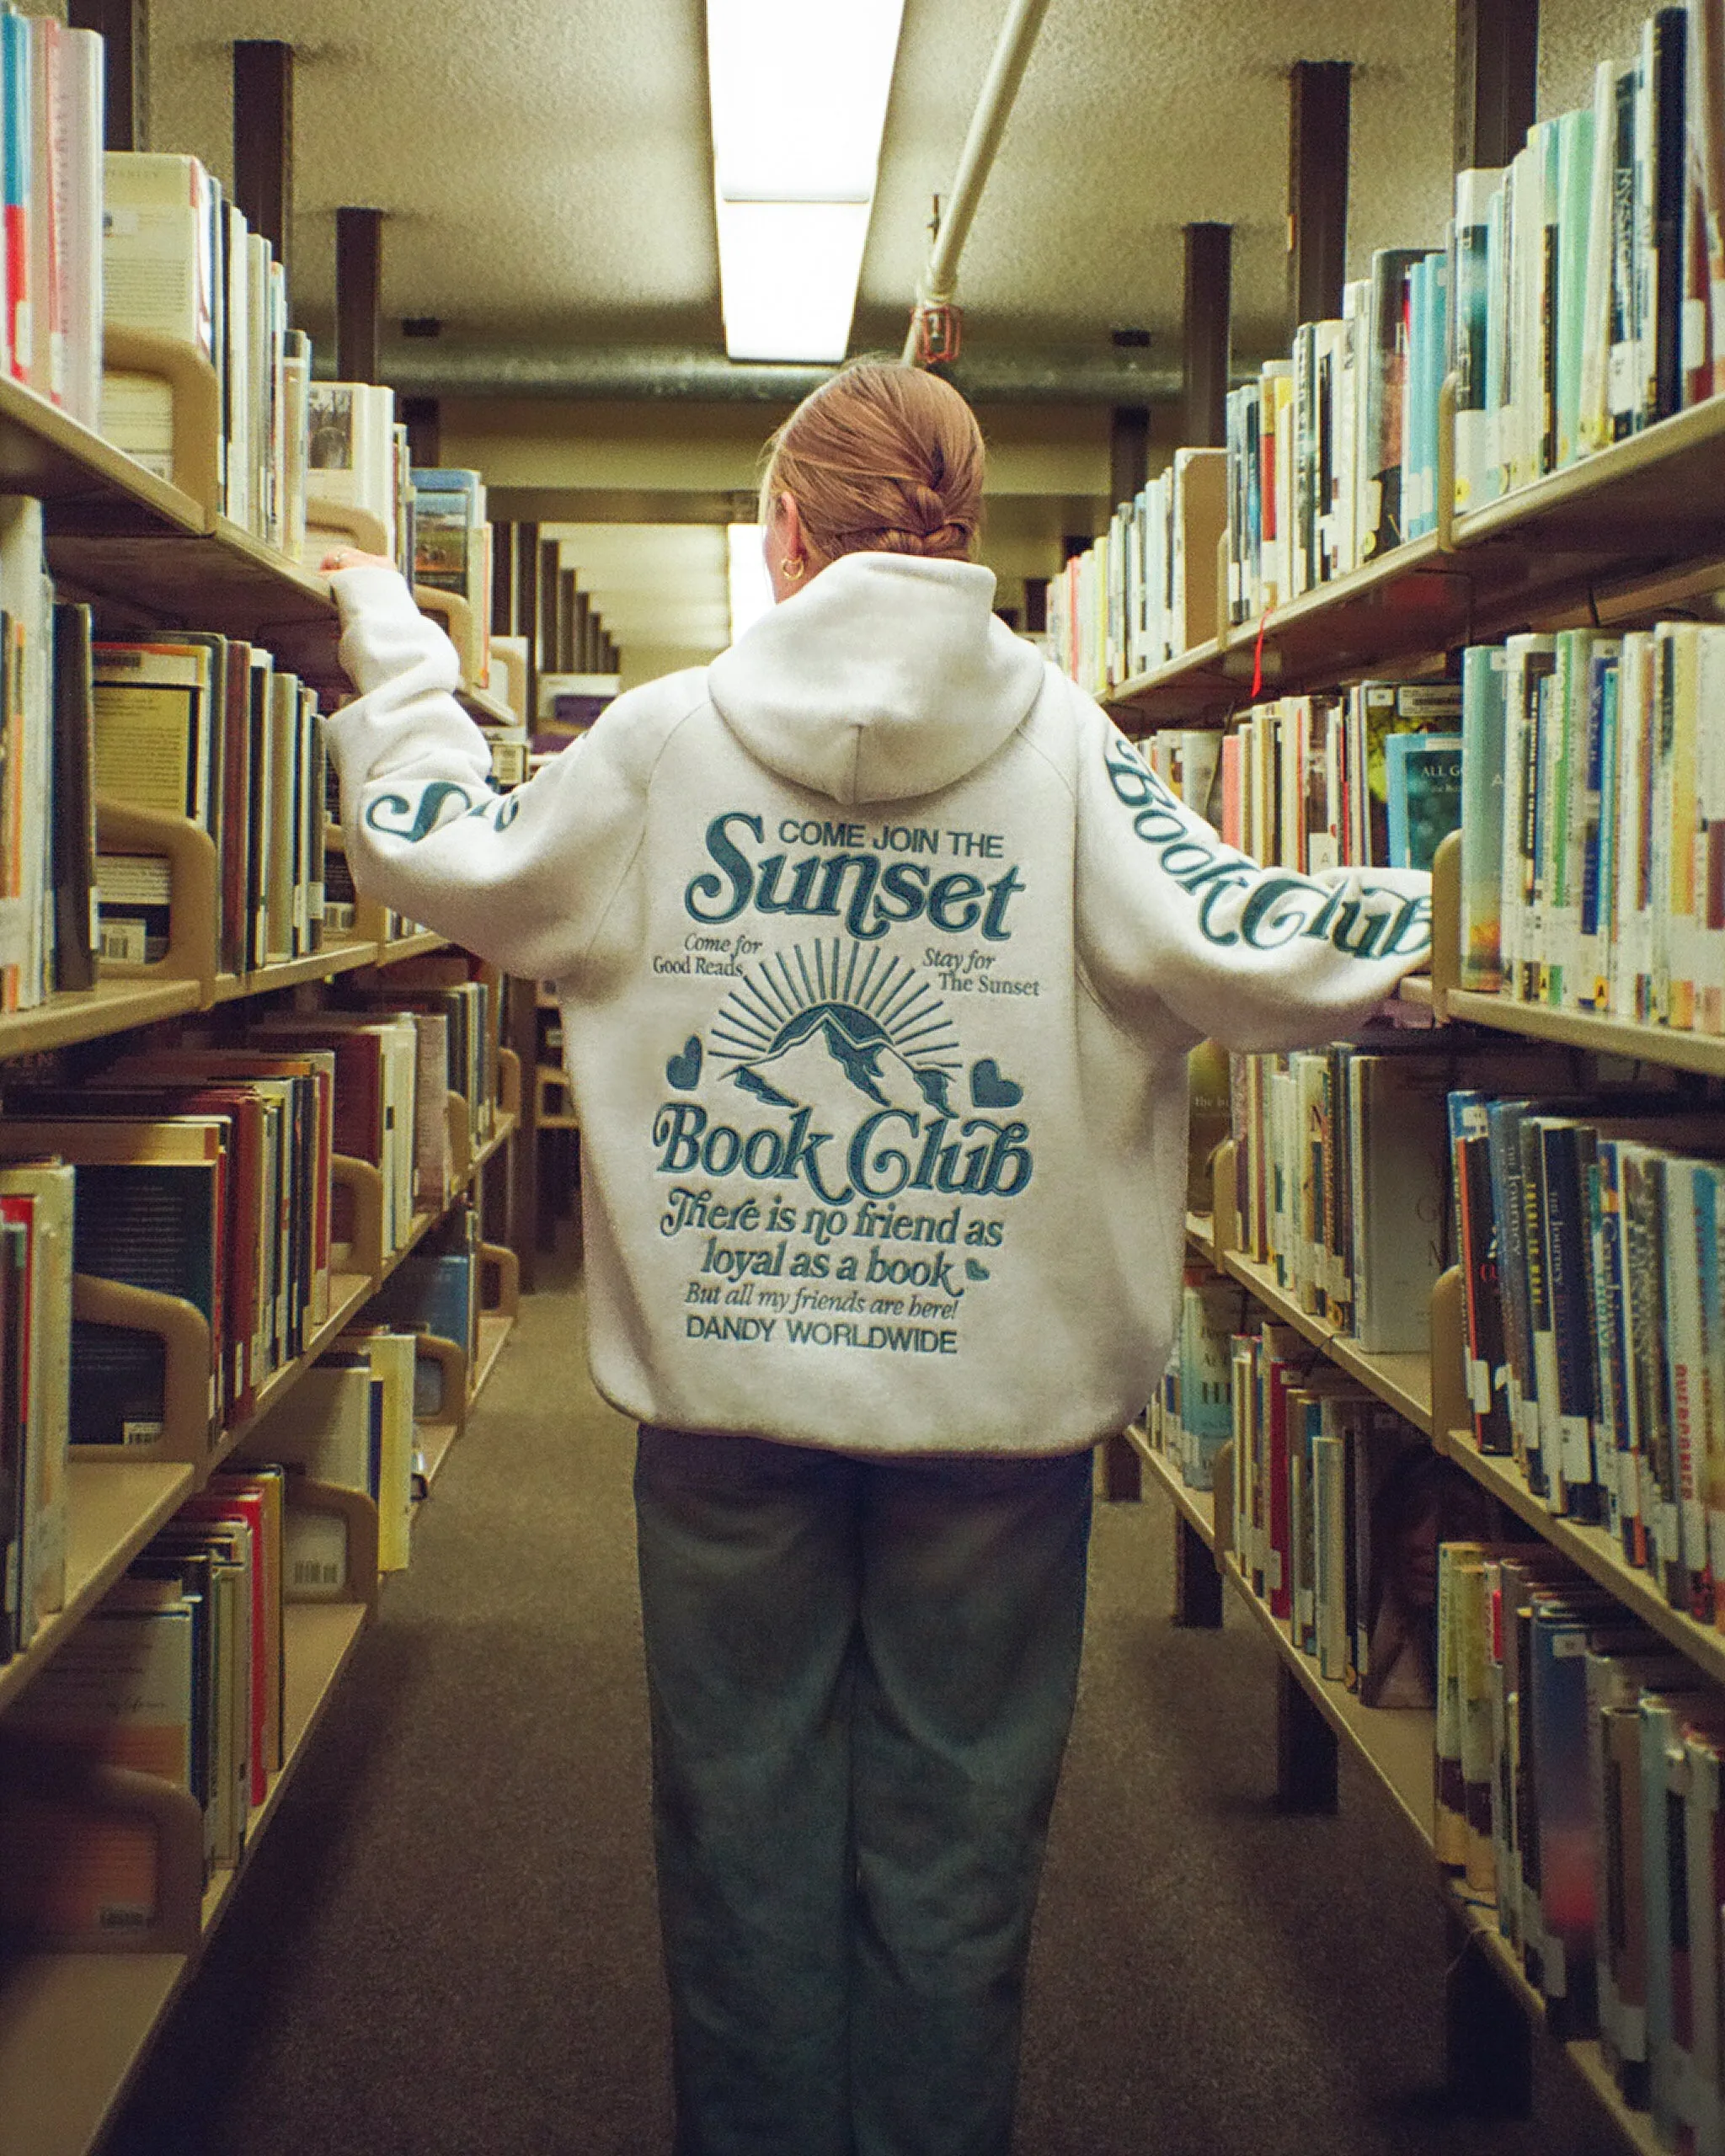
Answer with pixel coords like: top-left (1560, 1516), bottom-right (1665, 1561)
top-left (106, 1245), bottom-right (1624, 2155)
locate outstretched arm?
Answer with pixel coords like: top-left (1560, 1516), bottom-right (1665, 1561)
top-left (321, 555), bottom-right (612, 984)
top-left (1075, 705), bottom-right (1430, 1051)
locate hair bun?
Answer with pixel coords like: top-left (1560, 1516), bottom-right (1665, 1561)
top-left (761, 360), bottom-right (985, 567)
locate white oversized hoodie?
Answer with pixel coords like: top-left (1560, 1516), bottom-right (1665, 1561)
top-left (325, 552), bottom-right (1430, 1457)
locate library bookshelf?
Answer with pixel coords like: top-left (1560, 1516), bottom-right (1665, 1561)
top-left (1120, 377), bottom-right (1725, 2150)
top-left (1110, 383), bottom-right (1725, 734)
top-left (1133, 1431), bottom-right (1668, 2155)
top-left (0, 356), bottom-right (526, 2156)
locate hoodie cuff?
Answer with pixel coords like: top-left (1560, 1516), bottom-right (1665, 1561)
top-left (330, 565), bottom-right (460, 697)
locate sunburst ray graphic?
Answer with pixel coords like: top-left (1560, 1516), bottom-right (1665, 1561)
top-left (709, 939), bottom-right (962, 1115)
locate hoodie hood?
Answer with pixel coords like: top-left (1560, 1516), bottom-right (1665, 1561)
top-left (706, 549), bottom-right (1047, 807)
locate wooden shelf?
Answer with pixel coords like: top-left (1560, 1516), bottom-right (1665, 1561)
top-left (1132, 1429), bottom-right (1219, 1551)
top-left (370, 931), bottom-right (447, 969)
top-left (1185, 1210), bottom-right (1218, 1266)
top-left (1189, 1233), bottom-right (1434, 1435)
top-left (1447, 1886), bottom-right (1665, 2156)
top-left (0, 1952), bottom-right (184, 2156)
top-left (216, 1269), bottom-right (377, 1466)
top-left (0, 1599), bottom-right (368, 2156)
top-left (1223, 1552), bottom-right (1436, 1844)
top-left (1432, 1426), bottom-right (1725, 1691)
top-left (198, 1602), bottom-right (367, 1936)
top-left (469, 1311), bottom-right (513, 1405)
top-left (47, 530), bottom-right (336, 654)
top-left (415, 1418), bottom-right (461, 1492)
top-left (1441, 988), bottom-right (1725, 1077)
top-left (458, 682), bottom-right (515, 728)
top-left (0, 1463), bottom-right (196, 1718)
top-left (210, 935), bottom-right (382, 1005)
top-left (0, 977), bottom-right (203, 1062)
top-left (0, 376), bottom-right (202, 536)
top-left (1114, 388), bottom-right (1725, 724)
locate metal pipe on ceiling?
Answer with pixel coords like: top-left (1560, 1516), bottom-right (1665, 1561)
top-left (900, 0), bottom-right (1055, 365)
top-left (364, 343), bottom-right (1193, 405)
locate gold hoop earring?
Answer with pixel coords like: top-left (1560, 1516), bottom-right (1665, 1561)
top-left (782, 556), bottom-right (805, 581)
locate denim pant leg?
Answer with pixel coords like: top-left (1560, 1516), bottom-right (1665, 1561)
top-left (850, 1450), bottom-right (1094, 2156)
top-left (634, 1426), bottom-right (863, 2156)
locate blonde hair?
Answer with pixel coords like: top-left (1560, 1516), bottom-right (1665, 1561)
top-left (760, 360), bottom-right (985, 563)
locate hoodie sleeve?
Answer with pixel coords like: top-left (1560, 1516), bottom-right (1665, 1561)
top-left (1073, 700), bottom-right (1432, 1053)
top-left (322, 564), bottom-right (655, 985)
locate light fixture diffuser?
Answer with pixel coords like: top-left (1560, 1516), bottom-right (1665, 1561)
top-left (707, 0), bottom-right (905, 362)
top-left (728, 522), bottom-right (775, 643)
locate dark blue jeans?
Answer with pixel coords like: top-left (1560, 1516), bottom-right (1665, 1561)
top-left (634, 1427), bottom-right (1094, 2156)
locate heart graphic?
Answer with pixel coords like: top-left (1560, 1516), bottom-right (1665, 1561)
top-left (665, 1036), bottom-right (703, 1090)
top-left (965, 1259), bottom-right (991, 1283)
top-left (969, 1058), bottom-right (1023, 1109)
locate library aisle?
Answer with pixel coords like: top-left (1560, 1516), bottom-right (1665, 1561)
top-left (98, 1238), bottom-right (1617, 2156)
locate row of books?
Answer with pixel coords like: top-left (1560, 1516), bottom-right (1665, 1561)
top-left (98, 147), bottom-right (502, 591)
top-left (1145, 1296), bottom-right (1491, 1710)
top-left (0, 976), bottom-right (503, 1657)
top-left (1435, 1541), bottom-right (1725, 2141)
top-left (1451, 6), bottom-right (1725, 515)
top-left (1053, 447), bottom-right (1225, 691)
top-left (1049, 3), bottom-right (1725, 694)
top-left (0, 488), bottom-right (515, 1012)
top-left (1458, 622), bottom-right (1725, 1033)
top-left (102, 152), bottom-right (307, 554)
top-left (1226, 1039), bottom-right (1574, 1356)
top-left (91, 622), bottom-right (330, 979)
top-left (1450, 1088), bottom-right (1725, 1615)
top-left (1146, 680), bottom-right (1466, 874)
top-left (0, 1301), bottom-right (462, 1945)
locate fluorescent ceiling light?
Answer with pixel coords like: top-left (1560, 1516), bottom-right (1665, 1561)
top-left (707, 0), bottom-right (904, 361)
top-left (728, 523), bottom-right (775, 643)
top-left (716, 200), bottom-right (872, 364)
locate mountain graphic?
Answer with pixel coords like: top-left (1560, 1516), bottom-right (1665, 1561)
top-left (729, 1002), bottom-right (953, 1118)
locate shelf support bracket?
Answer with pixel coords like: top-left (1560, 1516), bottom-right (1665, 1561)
top-left (1445, 1906), bottom-right (1534, 2114)
top-left (1274, 1663), bottom-right (1338, 1812)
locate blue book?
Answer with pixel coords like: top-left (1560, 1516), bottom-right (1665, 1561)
top-left (372, 1247), bottom-right (477, 1370)
top-left (1580, 642), bottom-right (1621, 1010)
top-left (1385, 729), bottom-right (1463, 871)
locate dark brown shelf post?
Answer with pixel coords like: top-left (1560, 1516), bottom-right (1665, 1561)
top-left (1287, 61), bottom-right (1351, 335)
top-left (1183, 222), bottom-right (1232, 450)
top-left (1445, 1908), bottom-right (1534, 2114)
top-left (1274, 1664), bottom-right (1338, 1811)
top-left (515, 520), bottom-right (541, 723)
top-left (335, 207), bottom-right (382, 387)
top-left (232, 41), bottom-right (294, 286)
top-left (402, 398), bottom-right (441, 469)
top-left (1174, 1514), bottom-right (1223, 1626)
top-left (1101, 1432), bottom-right (1142, 1503)
top-left (69, 0), bottom-right (147, 152)
top-left (1455, 0), bottom-right (1539, 172)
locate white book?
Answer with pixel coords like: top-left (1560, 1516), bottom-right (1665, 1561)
top-left (100, 153), bottom-right (216, 475)
top-left (58, 28), bottom-right (102, 431)
top-left (1578, 61), bottom-right (1617, 455)
top-left (223, 204), bottom-right (250, 531)
top-left (339, 1330), bottom-right (415, 1572)
top-left (1346, 1055), bottom-right (1449, 1355)
top-left (247, 229), bottom-right (270, 542)
top-left (0, 1163), bottom-right (74, 1641)
top-left (0, 498), bottom-right (48, 1009)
